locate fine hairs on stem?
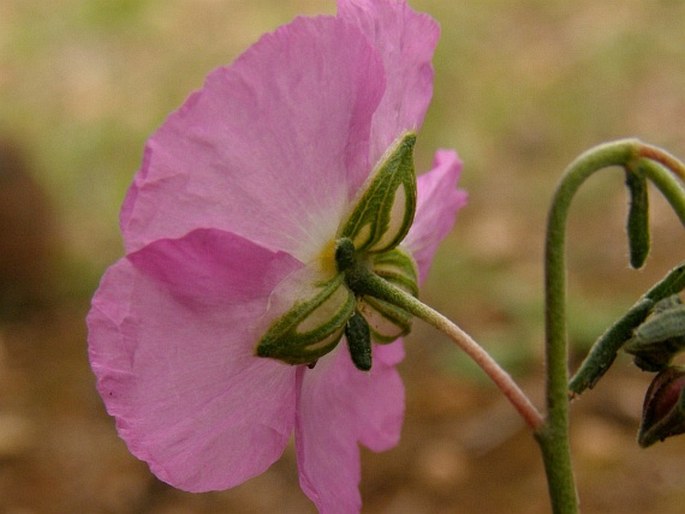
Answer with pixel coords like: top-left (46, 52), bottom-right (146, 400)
top-left (345, 138), bottom-right (685, 513)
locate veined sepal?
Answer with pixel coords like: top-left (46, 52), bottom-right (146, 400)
top-left (257, 273), bottom-right (355, 365)
top-left (358, 297), bottom-right (413, 343)
top-left (371, 247), bottom-right (419, 297)
top-left (339, 132), bottom-right (417, 254)
top-left (356, 248), bottom-right (418, 343)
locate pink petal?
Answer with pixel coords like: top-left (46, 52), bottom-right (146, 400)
top-left (338, 0), bottom-right (440, 171)
top-left (403, 150), bottom-right (467, 283)
top-left (295, 342), bottom-right (404, 513)
top-left (121, 16), bottom-right (386, 263)
top-left (87, 229), bottom-right (302, 492)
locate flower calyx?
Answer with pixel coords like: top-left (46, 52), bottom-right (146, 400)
top-left (256, 133), bottom-right (419, 370)
top-left (624, 294), bottom-right (685, 372)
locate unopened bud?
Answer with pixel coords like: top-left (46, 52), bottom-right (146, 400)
top-left (624, 295), bottom-right (685, 371)
top-left (638, 366), bottom-right (685, 447)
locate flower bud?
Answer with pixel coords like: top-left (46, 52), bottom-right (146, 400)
top-left (624, 295), bottom-right (685, 371)
top-left (638, 366), bottom-right (685, 447)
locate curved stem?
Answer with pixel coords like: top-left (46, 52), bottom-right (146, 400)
top-left (539, 139), bottom-right (685, 514)
top-left (568, 150), bottom-right (685, 395)
top-left (408, 293), bottom-right (544, 430)
top-left (637, 158), bottom-right (685, 225)
top-left (638, 143), bottom-right (685, 182)
top-left (541, 139), bottom-right (641, 513)
top-left (348, 265), bottom-right (544, 430)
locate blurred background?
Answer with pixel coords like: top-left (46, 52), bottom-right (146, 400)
top-left (1, 0), bottom-right (685, 512)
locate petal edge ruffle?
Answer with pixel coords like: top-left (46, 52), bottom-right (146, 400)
top-left (121, 16), bottom-right (386, 263)
top-left (88, 229), bottom-right (302, 491)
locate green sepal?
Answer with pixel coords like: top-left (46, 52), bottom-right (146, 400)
top-left (257, 274), bottom-right (356, 365)
top-left (345, 311), bottom-right (372, 371)
top-left (339, 132), bottom-right (417, 254)
top-left (628, 296), bottom-right (685, 346)
top-left (370, 247), bottom-right (419, 297)
top-left (625, 168), bottom-right (650, 269)
top-left (355, 248), bottom-right (418, 343)
top-left (358, 296), bottom-right (412, 343)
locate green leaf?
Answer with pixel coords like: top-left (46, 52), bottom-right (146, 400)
top-left (339, 132), bottom-right (417, 253)
top-left (256, 274), bottom-right (355, 365)
top-left (625, 168), bottom-right (650, 269)
top-left (624, 296), bottom-right (685, 371)
top-left (630, 297), bottom-right (685, 345)
top-left (569, 262), bottom-right (685, 395)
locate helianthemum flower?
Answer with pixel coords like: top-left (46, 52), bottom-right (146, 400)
top-left (87, 0), bottom-right (466, 512)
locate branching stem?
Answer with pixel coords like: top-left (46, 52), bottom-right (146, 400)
top-left (540, 138), bottom-right (685, 513)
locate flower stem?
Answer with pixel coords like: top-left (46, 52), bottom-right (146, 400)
top-left (541, 140), bottom-right (639, 514)
top-left (638, 143), bottom-right (685, 182)
top-left (636, 158), bottom-right (685, 225)
top-left (350, 138), bottom-right (685, 513)
top-left (540, 138), bottom-right (685, 513)
top-left (347, 265), bottom-right (543, 430)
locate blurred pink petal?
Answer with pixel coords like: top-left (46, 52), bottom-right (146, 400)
top-left (338, 0), bottom-right (440, 172)
top-left (295, 342), bottom-right (404, 513)
top-left (404, 150), bottom-right (467, 282)
top-left (88, 229), bottom-right (301, 491)
top-left (121, 16), bottom-right (386, 262)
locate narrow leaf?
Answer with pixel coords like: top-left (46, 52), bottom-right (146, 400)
top-left (631, 297), bottom-right (685, 345)
top-left (625, 168), bottom-right (650, 269)
top-left (569, 261), bottom-right (685, 396)
top-left (625, 297), bottom-right (685, 371)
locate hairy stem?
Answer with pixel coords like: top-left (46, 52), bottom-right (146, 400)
top-left (638, 143), bottom-right (685, 182)
top-left (541, 139), bottom-right (642, 513)
top-left (347, 265), bottom-right (544, 430)
top-left (637, 158), bottom-right (685, 226)
top-left (540, 139), bottom-right (685, 513)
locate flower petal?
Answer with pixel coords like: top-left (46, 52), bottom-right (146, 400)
top-left (338, 0), bottom-right (440, 171)
top-left (403, 149), bottom-right (467, 283)
top-left (121, 16), bottom-right (386, 263)
top-left (295, 341), bottom-right (404, 513)
top-left (87, 228), bottom-right (302, 491)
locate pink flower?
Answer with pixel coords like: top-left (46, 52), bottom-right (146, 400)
top-left (87, 0), bottom-right (466, 512)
